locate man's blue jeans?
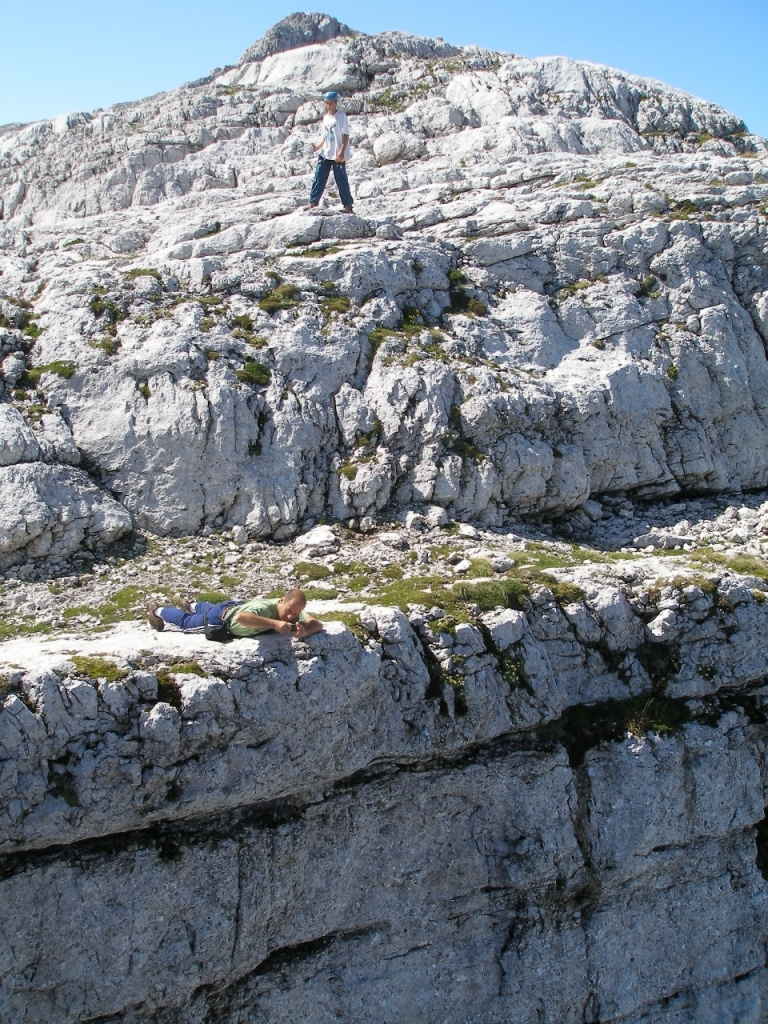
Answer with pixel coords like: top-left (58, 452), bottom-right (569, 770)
top-left (159, 600), bottom-right (237, 633)
top-left (310, 158), bottom-right (353, 207)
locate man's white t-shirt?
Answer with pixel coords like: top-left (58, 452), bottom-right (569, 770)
top-left (319, 110), bottom-right (351, 160)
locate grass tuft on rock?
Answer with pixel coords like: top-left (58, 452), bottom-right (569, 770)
top-left (692, 550), bottom-right (768, 582)
top-left (229, 313), bottom-right (254, 332)
top-left (236, 361), bottom-right (271, 387)
top-left (545, 693), bottom-right (692, 768)
top-left (301, 586), bottom-right (339, 600)
top-left (89, 337), bottom-right (121, 356)
top-left (321, 295), bottom-right (351, 317)
top-left (168, 661), bottom-right (206, 677)
top-left (21, 361), bottom-right (77, 387)
top-left (321, 610), bottom-right (371, 644)
top-left (125, 268), bottom-right (162, 282)
top-left (155, 669), bottom-right (182, 710)
top-left (294, 562), bottom-right (332, 581)
top-left (71, 656), bottom-right (128, 682)
top-left (259, 283), bottom-right (301, 314)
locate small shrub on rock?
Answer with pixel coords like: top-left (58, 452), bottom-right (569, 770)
top-left (229, 313), bottom-right (255, 332)
top-left (236, 360), bottom-right (271, 387)
top-left (321, 295), bottom-right (351, 316)
top-left (89, 337), bottom-right (121, 356)
top-left (259, 283), bottom-right (300, 314)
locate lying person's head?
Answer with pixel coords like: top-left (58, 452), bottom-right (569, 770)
top-left (276, 589), bottom-right (307, 622)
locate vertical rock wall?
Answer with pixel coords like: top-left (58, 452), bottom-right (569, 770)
top-left (1, 594), bottom-right (767, 1022)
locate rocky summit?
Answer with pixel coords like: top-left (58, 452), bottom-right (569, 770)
top-left (1, 11), bottom-right (768, 1023)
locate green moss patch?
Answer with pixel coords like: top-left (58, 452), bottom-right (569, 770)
top-left (125, 268), bottom-right (162, 281)
top-left (692, 550), bottom-right (768, 582)
top-left (168, 661), bottom-right (206, 677)
top-left (669, 198), bottom-right (699, 220)
top-left (89, 294), bottom-right (127, 330)
top-left (89, 336), bottom-right (121, 356)
top-left (92, 585), bottom-right (149, 624)
top-left (195, 590), bottom-right (230, 604)
top-left (302, 586), bottom-right (339, 600)
top-left (71, 656), bottom-right (128, 682)
top-left (357, 573), bottom-right (530, 618)
top-left (294, 562), bottom-right (332, 581)
top-left (287, 244), bottom-right (343, 258)
top-left (333, 560), bottom-right (374, 592)
top-left (0, 675), bottom-right (19, 701)
top-left (21, 361), bottom-right (77, 387)
top-left (636, 275), bottom-right (660, 299)
top-left (452, 577), bottom-right (531, 611)
top-left (0, 620), bottom-right (54, 641)
top-left (229, 313), bottom-right (255, 332)
top-left (49, 767), bottom-right (79, 806)
top-left (321, 295), bottom-right (351, 316)
top-left (155, 669), bottom-right (182, 710)
top-left (321, 610), bottom-right (371, 644)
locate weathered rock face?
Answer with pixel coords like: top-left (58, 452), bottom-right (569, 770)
top-left (2, 13), bottom-right (768, 1022)
top-left (2, 565), bottom-right (768, 1022)
top-left (0, 13), bottom-right (767, 566)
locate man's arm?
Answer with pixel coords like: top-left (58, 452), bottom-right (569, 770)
top-left (233, 611), bottom-right (293, 635)
top-left (335, 134), bottom-right (349, 163)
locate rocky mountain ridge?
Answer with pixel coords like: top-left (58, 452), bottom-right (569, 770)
top-left (2, 13), bottom-right (768, 1023)
top-left (0, 12), bottom-right (767, 569)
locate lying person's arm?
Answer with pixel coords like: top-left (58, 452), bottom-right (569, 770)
top-left (233, 611), bottom-right (294, 635)
top-left (232, 612), bottom-right (324, 637)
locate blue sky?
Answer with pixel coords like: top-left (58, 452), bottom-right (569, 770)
top-left (2, 0), bottom-right (766, 137)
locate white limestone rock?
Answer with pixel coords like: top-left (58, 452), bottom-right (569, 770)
top-left (481, 608), bottom-right (527, 649)
top-left (110, 228), bottom-right (146, 253)
top-left (0, 405), bottom-right (40, 466)
top-left (293, 523), bottom-right (339, 557)
top-left (0, 17), bottom-right (763, 556)
top-left (589, 587), bottom-right (645, 650)
top-left (38, 410), bottom-right (80, 466)
top-left (240, 13), bottom-right (355, 63)
top-left (0, 462), bottom-right (132, 570)
top-left (1, 352), bottom-right (26, 387)
top-left (646, 608), bottom-right (683, 642)
top-left (139, 701), bottom-right (182, 766)
top-left (373, 132), bottom-right (427, 165)
top-left (0, 614), bottom-right (766, 1023)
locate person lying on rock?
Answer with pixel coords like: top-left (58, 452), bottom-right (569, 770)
top-left (147, 588), bottom-right (323, 639)
top-left (305, 90), bottom-right (354, 213)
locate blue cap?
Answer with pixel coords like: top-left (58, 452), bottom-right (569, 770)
top-left (323, 91), bottom-right (339, 102)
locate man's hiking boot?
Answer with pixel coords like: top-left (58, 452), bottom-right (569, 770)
top-left (147, 602), bottom-right (164, 631)
top-left (304, 202), bottom-right (319, 212)
top-left (179, 598), bottom-right (193, 612)
top-left (343, 205), bottom-right (353, 214)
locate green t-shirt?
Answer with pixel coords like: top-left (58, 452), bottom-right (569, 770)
top-left (227, 598), bottom-right (309, 638)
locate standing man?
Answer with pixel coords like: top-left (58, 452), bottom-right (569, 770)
top-left (306, 90), bottom-right (354, 213)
